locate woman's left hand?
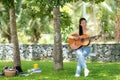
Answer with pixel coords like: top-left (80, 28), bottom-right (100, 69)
top-left (95, 36), bottom-right (99, 40)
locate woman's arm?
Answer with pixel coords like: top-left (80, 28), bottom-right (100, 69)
top-left (68, 30), bottom-right (79, 39)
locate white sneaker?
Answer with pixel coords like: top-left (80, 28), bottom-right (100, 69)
top-left (84, 68), bottom-right (89, 77)
top-left (75, 74), bottom-right (80, 77)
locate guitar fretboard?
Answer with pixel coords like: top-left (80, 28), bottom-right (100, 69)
top-left (82, 35), bottom-right (101, 41)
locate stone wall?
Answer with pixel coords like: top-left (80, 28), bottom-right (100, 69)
top-left (0, 43), bottom-right (120, 62)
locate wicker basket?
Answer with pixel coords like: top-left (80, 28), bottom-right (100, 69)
top-left (4, 69), bottom-right (16, 77)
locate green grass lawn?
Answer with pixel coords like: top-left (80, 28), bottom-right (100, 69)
top-left (0, 60), bottom-right (120, 80)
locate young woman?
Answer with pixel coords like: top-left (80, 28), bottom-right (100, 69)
top-left (68, 18), bottom-right (98, 77)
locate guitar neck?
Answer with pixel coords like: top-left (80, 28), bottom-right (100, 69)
top-left (87, 35), bottom-right (101, 40)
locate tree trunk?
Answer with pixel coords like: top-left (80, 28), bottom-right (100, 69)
top-left (53, 7), bottom-right (63, 70)
top-left (115, 1), bottom-right (120, 43)
top-left (9, 0), bottom-right (22, 72)
top-left (7, 26), bottom-right (12, 43)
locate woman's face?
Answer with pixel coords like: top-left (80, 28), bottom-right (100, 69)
top-left (80, 20), bottom-right (87, 27)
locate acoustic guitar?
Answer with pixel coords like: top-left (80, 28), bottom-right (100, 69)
top-left (69, 34), bottom-right (109, 50)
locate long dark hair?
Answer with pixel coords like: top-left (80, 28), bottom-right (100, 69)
top-left (79, 18), bottom-right (86, 35)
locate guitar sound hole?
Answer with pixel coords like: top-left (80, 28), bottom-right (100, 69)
top-left (81, 39), bottom-right (85, 42)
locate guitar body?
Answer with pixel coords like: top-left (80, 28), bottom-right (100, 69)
top-left (69, 34), bottom-right (90, 50)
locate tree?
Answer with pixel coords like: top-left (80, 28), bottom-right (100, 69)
top-left (61, 11), bottom-right (72, 42)
top-left (115, 0), bottom-right (120, 42)
top-left (99, 0), bottom-right (117, 40)
top-left (0, 0), bottom-right (22, 43)
top-left (17, 0), bottom-right (53, 43)
top-left (0, 0), bottom-right (22, 72)
top-left (82, 0), bottom-right (105, 4)
top-left (0, 3), bottom-right (11, 43)
top-left (46, 0), bottom-right (78, 70)
top-left (53, 6), bottom-right (63, 70)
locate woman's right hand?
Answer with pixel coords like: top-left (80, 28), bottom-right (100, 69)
top-left (74, 37), bottom-right (79, 40)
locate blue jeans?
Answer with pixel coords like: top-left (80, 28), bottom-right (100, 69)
top-left (75, 46), bottom-right (91, 75)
